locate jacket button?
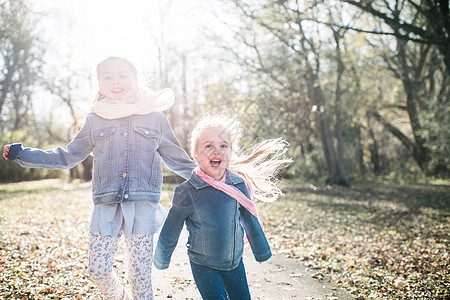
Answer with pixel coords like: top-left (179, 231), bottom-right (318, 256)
top-left (99, 132), bottom-right (104, 137)
top-left (123, 132), bottom-right (128, 136)
top-left (145, 130), bottom-right (150, 135)
top-left (124, 194), bottom-right (129, 199)
top-left (122, 172), bottom-right (127, 177)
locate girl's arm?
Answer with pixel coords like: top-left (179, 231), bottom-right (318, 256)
top-left (5, 119), bottom-right (93, 169)
top-left (154, 188), bottom-right (190, 270)
top-left (239, 184), bottom-right (272, 262)
top-left (240, 208), bottom-right (272, 262)
top-left (157, 117), bottom-right (196, 179)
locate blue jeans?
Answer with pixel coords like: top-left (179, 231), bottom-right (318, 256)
top-left (190, 259), bottom-right (251, 300)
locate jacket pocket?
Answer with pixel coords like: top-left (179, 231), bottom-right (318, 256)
top-left (91, 126), bottom-right (116, 188)
top-left (92, 126), bottom-right (116, 156)
top-left (134, 126), bottom-right (159, 151)
top-left (92, 126), bottom-right (116, 143)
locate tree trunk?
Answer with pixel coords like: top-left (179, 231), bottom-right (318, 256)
top-left (366, 121), bottom-right (382, 175)
top-left (403, 84), bottom-right (431, 172)
top-left (0, 59), bottom-right (16, 117)
top-left (181, 54), bottom-right (190, 150)
top-left (355, 125), bottom-right (366, 175)
top-left (308, 71), bottom-right (349, 186)
top-left (395, 38), bottom-right (432, 173)
top-left (333, 30), bottom-right (350, 185)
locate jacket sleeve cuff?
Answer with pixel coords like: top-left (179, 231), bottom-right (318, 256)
top-left (254, 249), bottom-right (272, 262)
top-left (8, 143), bottom-right (24, 161)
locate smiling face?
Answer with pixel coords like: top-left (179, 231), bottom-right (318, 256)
top-left (193, 127), bottom-right (232, 180)
top-left (97, 58), bottom-right (137, 101)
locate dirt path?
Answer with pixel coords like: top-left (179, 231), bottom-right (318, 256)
top-left (151, 229), bottom-right (352, 300)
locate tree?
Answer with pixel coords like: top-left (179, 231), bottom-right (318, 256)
top-left (43, 63), bottom-right (94, 181)
top-left (208, 0), bottom-right (351, 185)
top-left (341, 0), bottom-right (450, 75)
top-left (341, 0), bottom-right (449, 176)
top-left (0, 0), bottom-right (43, 132)
top-left (144, 0), bottom-right (198, 150)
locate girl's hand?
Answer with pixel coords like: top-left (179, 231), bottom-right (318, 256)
top-left (3, 145), bottom-right (10, 160)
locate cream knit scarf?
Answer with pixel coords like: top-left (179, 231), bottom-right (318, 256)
top-left (91, 87), bottom-right (174, 119)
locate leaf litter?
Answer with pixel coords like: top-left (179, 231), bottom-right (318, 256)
top-left (259, 183), bottom-right (449, 299)
top-left (1, 180), bottom-right (449, 299)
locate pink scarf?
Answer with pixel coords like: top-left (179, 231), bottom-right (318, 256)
top-left (194, 167), bottom-right (262, 250)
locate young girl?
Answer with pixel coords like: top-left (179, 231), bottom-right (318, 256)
top-left (3, 57), bottom-right (196, 300)
top-left (153, 112), bottom-right (291, 299)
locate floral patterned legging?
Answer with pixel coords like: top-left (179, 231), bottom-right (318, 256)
top-left (88, 232), bottom-right (154, 300)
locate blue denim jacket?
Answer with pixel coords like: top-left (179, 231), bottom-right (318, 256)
top-left (154, 169), bottom-right (272, 271)
top-left (8, 112), bottom-right (196, 205)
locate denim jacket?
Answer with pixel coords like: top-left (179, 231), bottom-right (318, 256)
top-left (154, 169), bottom-right (272, 271)
top-left (8, 112), bottom-right (196, 205)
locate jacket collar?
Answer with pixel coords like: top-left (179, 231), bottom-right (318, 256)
top-left (189, 169), bottom-right (245, 189)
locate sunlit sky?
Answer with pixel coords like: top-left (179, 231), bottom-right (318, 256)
top-left (29, 0), bottom-right (209, 119)
top-left (34, 0), bottom-right (203, 69)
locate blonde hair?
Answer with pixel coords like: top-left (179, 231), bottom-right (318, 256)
top-left (93, 56), bottom-right (138, 103)
top-left (190, 112), bottom-right (292, 202)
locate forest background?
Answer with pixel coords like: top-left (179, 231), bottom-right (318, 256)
top-left (1, 1), bottom-right (449, 299)
top-left (0, 0), bottom-right (449, 186)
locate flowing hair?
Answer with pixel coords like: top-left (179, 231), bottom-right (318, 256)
top-left (190, 112), bottom-right (292, 202)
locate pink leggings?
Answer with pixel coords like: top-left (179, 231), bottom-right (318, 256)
top-left (88, 233), bottom-right (154, 299)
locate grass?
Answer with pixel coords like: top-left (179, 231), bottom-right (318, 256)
top-left (0, 179), bottom-right (449, 299)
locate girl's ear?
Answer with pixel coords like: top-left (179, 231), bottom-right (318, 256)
top-left (192, 149), bottom-right (199, 162)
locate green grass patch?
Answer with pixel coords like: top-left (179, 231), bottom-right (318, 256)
top-left (0, 179), bottom-right (62, 197)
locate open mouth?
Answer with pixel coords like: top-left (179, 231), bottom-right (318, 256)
top-left (111, 88), bottom-right (124, 94)
top-left (210, 159), bottom-right (221, 167)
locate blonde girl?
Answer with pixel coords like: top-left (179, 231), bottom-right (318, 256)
top-left (3, 57), bottom-right (196, 299)
top-left (154, 112), bottom-right (291, 299)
